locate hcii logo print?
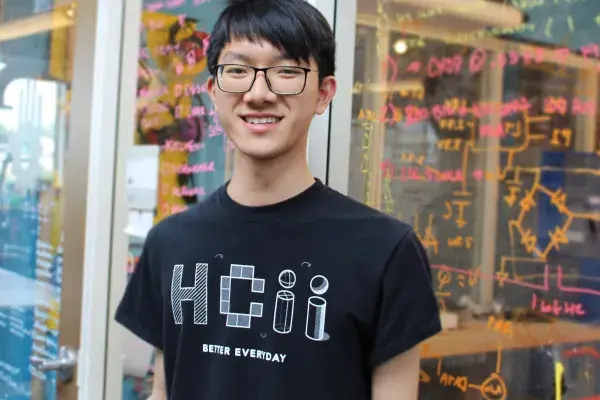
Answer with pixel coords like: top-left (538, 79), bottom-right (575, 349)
top-left (170, 263), bottom-right (330, 341)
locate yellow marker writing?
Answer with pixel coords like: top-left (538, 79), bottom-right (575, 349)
top-left (555, 361), bottom-right (564, 400)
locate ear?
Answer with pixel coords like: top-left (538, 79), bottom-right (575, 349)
top-left (315, 76), bottom-right (337, 115)
top-left (207, 75), bottom-right (218, 110)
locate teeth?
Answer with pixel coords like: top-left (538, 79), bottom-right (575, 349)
top-left (245, 117), bottom-right (281, 124)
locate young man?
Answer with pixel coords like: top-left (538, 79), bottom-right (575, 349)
top-left (115, 0), bottom-right (441, 399)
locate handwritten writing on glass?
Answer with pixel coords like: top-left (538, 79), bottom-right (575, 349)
top-left (487, 316), bottom-right (513, 338)
top-left (401, 42), bottom-right (600, 77)
top-left (161, 162), bottom-right (215, 175)
top-left (146, 0), bottom-right (187, 12)
top-left (531, 294), bottom-right (585, 317)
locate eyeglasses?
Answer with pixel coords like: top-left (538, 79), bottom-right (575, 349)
top-left (215, 64), bottom-right (317, 95)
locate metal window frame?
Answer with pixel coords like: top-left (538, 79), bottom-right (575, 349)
top-left (307, 0), bottom-right (337, 183)
top-left (326, 0), bottom-right (356, 192)
top-left (104, 0), bottom-right (142, 398)
top-left (69, 0), bottom-right (127, 398)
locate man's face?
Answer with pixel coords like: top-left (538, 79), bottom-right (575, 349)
top-left (207, 39), bottom-right (336, 160)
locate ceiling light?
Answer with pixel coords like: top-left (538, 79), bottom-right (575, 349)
top-left (66, 4), bottom-right (76, 18)
top-left (393, 39), bottom-right (408, 54)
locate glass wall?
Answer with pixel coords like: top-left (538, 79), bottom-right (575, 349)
top-left (0, 1), bottom-right (75, 398)
top-left (121, 1), bottom-right (232, 398)
top-left (339, 0), bottom-right (600, 398)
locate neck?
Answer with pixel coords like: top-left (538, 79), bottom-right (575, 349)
top-left (227, 144), bottom-right (315, 207)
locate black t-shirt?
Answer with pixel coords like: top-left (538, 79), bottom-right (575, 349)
top-left (115, 179), bottom-right (441, 399)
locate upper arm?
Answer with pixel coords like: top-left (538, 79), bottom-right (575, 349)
top-left (369, 229), bottom-right (441, 384)
top-left (151, 349), bottom-right (167, 400)
top-left (372, 345), bottom-right (420, 400)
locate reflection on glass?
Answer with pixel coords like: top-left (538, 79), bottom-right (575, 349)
top-left (0, 1), bottom-right (75, 399)
top-left (350, 0), bottom-right (600, 398)
top-left (122, 2), bottom-right (232, 399)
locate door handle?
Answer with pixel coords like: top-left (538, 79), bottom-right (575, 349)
top-left (30, 345), bottom-right (78, 382)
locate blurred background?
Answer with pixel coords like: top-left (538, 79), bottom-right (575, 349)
top-left (1, 0), bottom-right (600, 398)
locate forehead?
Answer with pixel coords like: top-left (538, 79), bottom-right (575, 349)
top-left (218, 39), bottom-right (308, 66)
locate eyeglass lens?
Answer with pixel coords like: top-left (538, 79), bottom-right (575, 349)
top-left (218, 65), bottom-right (306, 94)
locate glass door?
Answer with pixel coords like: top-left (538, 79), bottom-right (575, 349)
top-left (109, 1), bottom-right (233, 398)
top-left (0, 2), bottom-right (78, 398)
top-left (0, 0), bottom-right (123, 398)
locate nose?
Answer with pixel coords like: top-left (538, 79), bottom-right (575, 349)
top-left (244, 71), bottom-right (277, 103)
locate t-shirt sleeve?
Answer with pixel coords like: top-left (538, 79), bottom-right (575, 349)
top-left (370, 229), bottom-right (441, 366)
top-left (115, 229), bottom-right (164, 349)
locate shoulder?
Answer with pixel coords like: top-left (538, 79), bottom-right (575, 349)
top-left (145, 189), bottom-right (220, 246)
top-left (320, 185), bottom-right (414, 241)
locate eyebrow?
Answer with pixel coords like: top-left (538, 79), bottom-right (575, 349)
top-left (220, 51), bottom-right (299, 65)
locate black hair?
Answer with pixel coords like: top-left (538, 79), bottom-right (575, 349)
top-left (206, 0), bottom-right (336, 81)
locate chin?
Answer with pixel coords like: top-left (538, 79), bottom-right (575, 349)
top-left (229, 131), bottom-right (287, 160)
top-left (237, 145), bottom-right (288, 160)
top-left (228, 124), bottom-right (304, 161)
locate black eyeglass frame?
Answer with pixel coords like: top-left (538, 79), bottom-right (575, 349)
top-left (215, 63), bottom-right (318, 95)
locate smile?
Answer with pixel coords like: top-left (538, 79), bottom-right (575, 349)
top-left (242, 117), bottom-right (283, 124)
